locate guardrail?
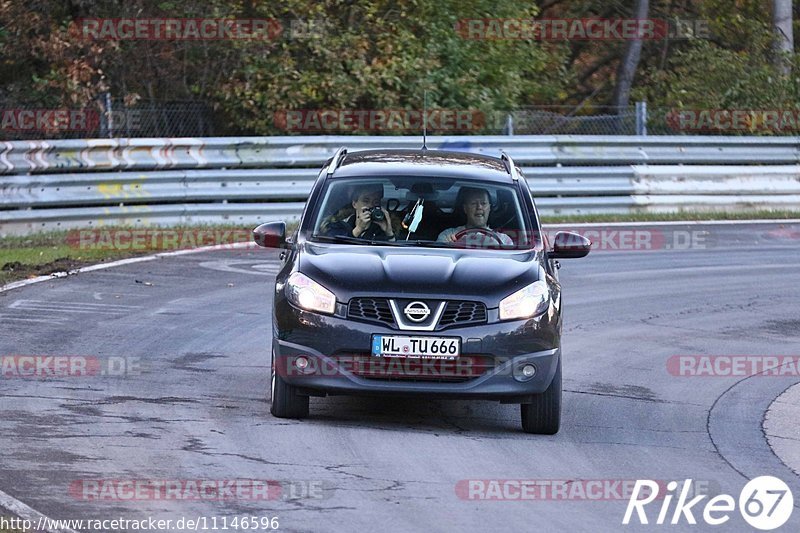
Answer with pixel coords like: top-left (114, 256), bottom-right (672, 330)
top-left (2, 136), bottom-right (799, 235)
top-left (3, 135), bottom-right (800, 175)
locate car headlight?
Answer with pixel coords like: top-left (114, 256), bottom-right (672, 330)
top-left (286, 272), bottom-right (336, 314)
top-left (499, 280), bottom-right (550, 321)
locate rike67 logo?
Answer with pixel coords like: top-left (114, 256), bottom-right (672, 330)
top-left (623, 477), bottom-right (794, 530)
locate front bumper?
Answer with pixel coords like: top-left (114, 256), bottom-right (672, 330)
top-left (273, 299), bottom-right (561, 402)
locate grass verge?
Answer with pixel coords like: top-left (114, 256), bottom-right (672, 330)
top-left (0, 225), bottom-right (256, 287)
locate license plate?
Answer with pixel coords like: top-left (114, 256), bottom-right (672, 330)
top-left (371, 335), bottom-right (460, 359)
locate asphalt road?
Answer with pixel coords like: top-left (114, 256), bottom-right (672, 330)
top-left (1, 222), bottom-right (799, 532)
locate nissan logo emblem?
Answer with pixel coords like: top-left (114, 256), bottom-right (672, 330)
top-left (404, 301), bottom-right (430, 323)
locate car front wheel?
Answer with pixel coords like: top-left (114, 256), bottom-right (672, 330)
top-left (520, 356), bottom-right (561, 434)
top-left (270, 352), bottom-right (310, 419)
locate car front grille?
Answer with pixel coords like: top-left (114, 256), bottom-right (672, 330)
top-left (348, 298), bottom-right (488, 329)
top-left (348, 297), bottom-right (395, 326)
top-left (438, 301), bottom-right (487, 328)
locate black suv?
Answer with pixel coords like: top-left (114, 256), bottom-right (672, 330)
top-left (254, 148), bottom-right (590, 434)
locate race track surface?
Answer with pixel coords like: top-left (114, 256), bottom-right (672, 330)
top-left (1, 222), bottom-right (799, 532)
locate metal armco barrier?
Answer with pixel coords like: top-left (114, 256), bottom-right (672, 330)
top-left (2, 136), bottom-right (800, 175)
top-left (2, 136), bottom-right (800, 235)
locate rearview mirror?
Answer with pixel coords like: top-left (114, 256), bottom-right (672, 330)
top-left (253, 221), bottom-right (287, 248)
top-left (550, 231), bottom-right (591, 259)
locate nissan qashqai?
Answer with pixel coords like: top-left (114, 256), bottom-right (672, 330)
top-left (254, 148), bottom-right (590, 434)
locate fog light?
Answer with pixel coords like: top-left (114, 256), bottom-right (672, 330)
top-left (295, 356), bottom-right (309, 371)
top-left (521, 364), bottom-right (536, 378)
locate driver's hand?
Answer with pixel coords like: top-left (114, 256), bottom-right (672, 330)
top-left (444, 232), bottom-right (458, 242)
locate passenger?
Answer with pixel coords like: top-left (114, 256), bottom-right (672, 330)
top-left (322, 183), bottom-right (396, 241)
top-left (437, 187), bottom-right (513, 246)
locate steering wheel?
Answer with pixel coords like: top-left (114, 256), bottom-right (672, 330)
top-left (453, 227), bottom-right (505, 245)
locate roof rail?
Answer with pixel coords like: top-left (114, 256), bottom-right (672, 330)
top-left (500, 151), bottom-right (519, 181)
top-left (327, 147), bottom-right (348, 176)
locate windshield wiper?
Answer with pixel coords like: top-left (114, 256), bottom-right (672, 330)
top-left (408, 240), bottom-right (522, 250)
top-left (402, 240), bottom-right (453, 248)
top-left (313, 235), bottom-right (402, 246)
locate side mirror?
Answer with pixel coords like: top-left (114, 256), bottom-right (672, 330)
top-left (550, 231), bottom-right (591, 259)
top-left (253, 221), bottom-right (287, 248)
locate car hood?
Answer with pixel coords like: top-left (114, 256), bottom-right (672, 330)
top-left (296, 241), bottom-right (544, 305)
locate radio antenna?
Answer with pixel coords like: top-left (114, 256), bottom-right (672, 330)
top-left (421, 90), bottom-right (428, 151)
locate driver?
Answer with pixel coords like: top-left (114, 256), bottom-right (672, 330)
top-left (323, 183), bottom-right (396, 241)
top-left (437, 187), bottom-right (513, 246)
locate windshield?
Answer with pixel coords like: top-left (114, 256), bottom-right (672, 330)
top-left (308, 176), bottom-right (537, 249)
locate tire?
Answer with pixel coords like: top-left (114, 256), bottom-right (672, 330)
top-left (270, 352), bottom-right (309, 419)
top-left (520, 356), bottom-right (561, 434)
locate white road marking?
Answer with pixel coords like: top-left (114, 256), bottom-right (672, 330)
top-left (9, 299), bottom-right (141, 309)
top-left (0, 313), bottom-right (68, 324)
top-left (197, 259), bottom-right (281, 276)
top-left (0, 487), bottom-right (79, 533)
top-left (8, 299), bottom-right (143, 315)
top-left (252, 263), bottom-right (281, 272)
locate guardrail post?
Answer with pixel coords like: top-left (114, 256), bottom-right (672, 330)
top-left (102, 93), bottom-right (114, 139)
top-left (635, 101), bottom-right (647, 136)
top-left (505, 114), bottom-right (514, 136)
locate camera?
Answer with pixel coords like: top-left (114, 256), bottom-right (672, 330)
top-left (369, 206), bottom-right (385, 222)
